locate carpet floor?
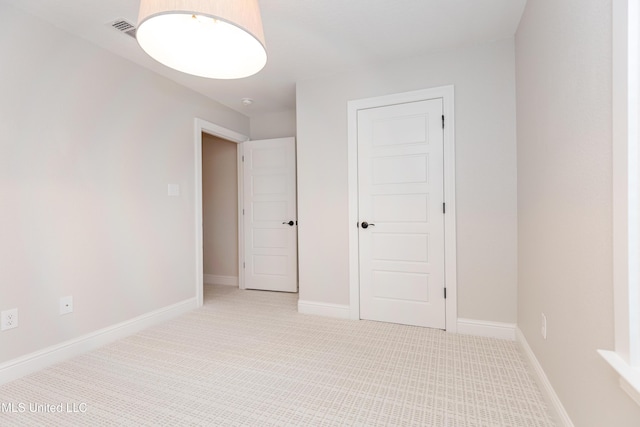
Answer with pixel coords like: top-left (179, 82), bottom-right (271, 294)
top-left (0, 284), bottom-right (554, 426)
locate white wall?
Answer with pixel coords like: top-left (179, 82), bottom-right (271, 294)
top-left (296, 39), bottom-right (518, 323)
top-left (250, 110), bottom-right (296, 140)
top-left (202, 135), bottom-right (238, 279)
top-left (516, 0), bottom-right (640, 425)
top-left (0, 4), bottom-right (248, 363)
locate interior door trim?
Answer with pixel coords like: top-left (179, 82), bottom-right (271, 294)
top-left (194, 118), bottom-right (249, 307)
top-left (346, 86), bottom-right (458, 332)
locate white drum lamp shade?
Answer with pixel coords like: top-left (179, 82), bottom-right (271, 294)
top-left (136, 0), bottom-right (267, 79)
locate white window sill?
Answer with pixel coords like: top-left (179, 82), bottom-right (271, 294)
top-left (598, 349), bottom-right (640, 406)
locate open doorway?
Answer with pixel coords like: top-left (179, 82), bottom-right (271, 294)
top-left (194, 119), bottom-right (249, 307)
top-left (194, 119), bottom-right (299, 306)
top-left (202, 134), bottom-right (239, 287)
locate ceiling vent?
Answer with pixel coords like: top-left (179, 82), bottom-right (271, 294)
top-left (108, 18), bottom-right (137, 39)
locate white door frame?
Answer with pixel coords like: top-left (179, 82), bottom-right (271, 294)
top-left (194, 118), bottom-right (249, 307)
top-left (347, 86), bottom-right (458, 332)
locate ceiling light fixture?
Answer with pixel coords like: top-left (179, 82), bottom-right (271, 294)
top-left (136, 0), bottom-right (267, 79)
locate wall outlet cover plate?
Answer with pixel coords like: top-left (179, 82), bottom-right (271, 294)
top-left (60, 296), bottom-right (73, 315)
top-left (1, 308), bottom-right (18, 331)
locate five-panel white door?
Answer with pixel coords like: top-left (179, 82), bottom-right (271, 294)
top-left (243, 137), bottom-right (298, 292)
top-left (358, 99), bottom-right (446, 328)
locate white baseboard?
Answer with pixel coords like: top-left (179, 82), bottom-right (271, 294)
top-left (0, 298), bottom-right (197, 386)
top-left (298, 300), bottom-right (350, 319)
top-left (204, 274), bottom-right (238, 286)
top-left (516, 327), bottom-right (574, 427)
top-left (457, 318), bottom-right (516, 340)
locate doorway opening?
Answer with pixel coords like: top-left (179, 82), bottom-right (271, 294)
top-left (202, 134), bottom-right (240, 288)
top-left (194, 119), bottom-right (299, 306)
top-left (194, 119), bottom-right (249, 307)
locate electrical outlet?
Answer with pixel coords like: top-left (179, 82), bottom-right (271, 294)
top-left (1, 308), bottom-right (18, 331)
top-left (59, 296), bottom-right (73, 315)
top-left (541, 313), bottom-right (547, 340)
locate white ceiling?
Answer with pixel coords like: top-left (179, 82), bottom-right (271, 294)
top-left (5, 0), bottom-right (526, 117)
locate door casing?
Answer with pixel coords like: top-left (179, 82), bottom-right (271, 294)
top-left (347, 86), bottom-right (458, 332)
top-left (194, 118), bottom-right (249, 307)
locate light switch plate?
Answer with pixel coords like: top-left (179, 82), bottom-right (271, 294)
top-left (167, 184), bottom-right (180, 196)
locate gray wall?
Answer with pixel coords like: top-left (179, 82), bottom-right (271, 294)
top-left (515, 0), bottom-right (640, 424)
top-left (0, 3), bottom-right (248, 363)
top-left (296, 38), bottom-right (518, 323)
top-left (250, 110), bottom-right (296, 140)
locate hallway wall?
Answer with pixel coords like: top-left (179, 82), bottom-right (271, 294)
top-left (202, 135), bottom-right (239, 281)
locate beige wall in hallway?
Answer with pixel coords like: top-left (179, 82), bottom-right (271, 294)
top-left (202, 135), bottom-right (238, 279)
top-left (250, 110), bottom-right (296, 140)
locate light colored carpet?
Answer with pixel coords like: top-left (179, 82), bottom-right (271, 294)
top-left (0, 285), bottom-right (554, 426)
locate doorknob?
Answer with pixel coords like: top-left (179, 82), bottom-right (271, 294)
top-left (282, 220), bottom-right (295, 226)
top-left (361, 221), bottom-right (375, 229)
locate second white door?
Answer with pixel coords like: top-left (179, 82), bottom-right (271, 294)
top-left (358, 98), bottom-right (446, 328)
top-left (243, 137), bottom-right (298, 292)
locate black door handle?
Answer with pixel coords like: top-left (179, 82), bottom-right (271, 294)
top-left (361, 221), bottom-right (375, 229)
top-left (282, 220), bottom-right (295, 226)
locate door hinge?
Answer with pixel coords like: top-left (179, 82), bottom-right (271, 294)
top-left (444, 288), bottom-right (447, 299)
top-left (243, 262), bottom-right (245, 269)
top-left (442, 115), bottom-right (445, 129)
top-left (442, 203), bottom-right (446, 214)
top-left (242, 208), bottom-right (245, 215)
top-left (242, 155), bottom-right (245, 162)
